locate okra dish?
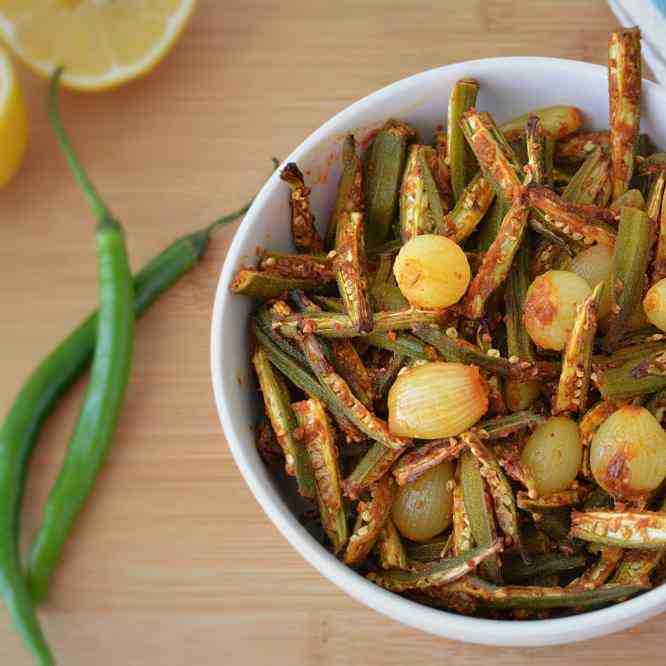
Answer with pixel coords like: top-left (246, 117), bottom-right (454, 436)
top-left (231, 27), bottom-right (666, 618)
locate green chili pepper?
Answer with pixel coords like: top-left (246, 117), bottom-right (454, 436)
top-left (0, 182), bottom-right (250, 666)
top-left (27, 70), bottom-right (132, 604)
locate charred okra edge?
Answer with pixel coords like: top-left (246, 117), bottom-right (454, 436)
top-left (280, 162), bottom-right (324, 253)
top-left (326, 134), bottom-right (364, 249)
top-left (608, 27), bottom-right (642, 201)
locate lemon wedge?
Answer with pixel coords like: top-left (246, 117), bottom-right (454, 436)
top-left (0, 0), bottom-right (196, 92)
top-left (0, 46), bottom-right (27, 187)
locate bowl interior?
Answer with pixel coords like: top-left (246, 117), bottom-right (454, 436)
top-left (212, 57), bottom-right (666, 647)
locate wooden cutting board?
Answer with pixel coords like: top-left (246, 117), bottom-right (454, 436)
top-left (1, 1), bottom-right (662, 663)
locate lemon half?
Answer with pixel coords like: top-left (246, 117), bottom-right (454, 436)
top-left (0, 0), bottom-right (196, 92)
top-left (0, 45), bottom-right (27, 187)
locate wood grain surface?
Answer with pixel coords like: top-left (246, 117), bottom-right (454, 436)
top-left (1, 1), bottom-right (663, 664)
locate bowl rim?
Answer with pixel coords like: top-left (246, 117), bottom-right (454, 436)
top-left (211, 56), bottom-right (666, 646)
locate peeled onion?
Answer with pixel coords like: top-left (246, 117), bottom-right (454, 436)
top-left (523, 270), bottom-right (592, 351)
top-left (521, 416), bottom-right (582, 496)
top-left (388, 361), bottom-right (488, 439)
top-left (392, 461), bottom-right (454, 542)
top-left (393, 235), bottom-right (471, 309)
top-left (590, 405), bottom-right (666, 499)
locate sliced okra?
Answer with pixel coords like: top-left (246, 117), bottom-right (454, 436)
top-left (596, 174), bottom-right (613, 207)
top-left (252, 348), bottom-right (315, 498)
top-left (609, 188), bottom-right (645, 212)
top-left (398, 145), bottom-right (443, 241)
top-left (431, 576), bottom-right (645, 611)
top-left (368, 540), bottom-right (502, 593)
top-left (543, 135), bottom-right (556, 188)
top-left (343, 442), bottom-right (405, 500)
top-left (554, 282), bottom-right (603, 415)
top-left (424, 137), bottom-right (453, 215)
top-left (392, 437), bottom-right (466, 486)
top-left (572, 201), bottom-right (620, 227)
top-left (412, 324), bottom-right (544, 381)
top-left (505, 243), bottom-right (540, 410)
top-left (438, 173), bottom-right (495, 243)
top-left (334, 211), bottom-right (373, 334)
top-left (630, 350), bottom-right (666, 378)
top-left (344, 475), bottom-right (395, 566)
top-left (461, 190), bottom-right (529, 320)
top-left (556, 131), bottom-right (611, 162)
top-left (376, 517), bottom-right (409, 570)
top-left (405, 535), bottom-right (452, 563)
top-left (370, 352), bottom-right (405, 402)
top-left (459, 449), bottom-right (503, 583)
top-left (231, 267), bottom-right (334, 300)
top-left (608, 27), bottom-right (642, 201)
top-left (447, 79), bottom-right (480, 201)
top-left (430, 130), bottom-right (454, 205)
top-left (301, 333), bottom-right (410, 451)
top-left (461, 109), bottom-right (523, 202)
top-left (475, 323), bottom-right (507, 417)
top-left (604, 206), bottom-right (654, 352)
top-left (452, 466), bottom-right (474, 556)
top-left (329, 341), bottom-right (374, 408)
top-left (597, 354), bottom-right (666, 401)
top-left (364, 119), bottom-right (416, 249)
top-left (502, 552), bottom-right (587, 584)
top-left (500, 106), bottom-right (582, 143)
top-left (491, 440), bottom-right (538, 498)
top-left (326, 134), bottom-right (364, 248)
top-left (526, 184), bottom-right (617, 247)
top-left (365, 330), bottom-right (440, 361)
top-left (561, 146), bottom-right (611, 205)
top-left (524, 115), bottom-right (546, 186)
top-left (517, 486), bottom-right (589, 513)
top-left (280, 163), bottom-right (324, 253)
top-left (477, 196), bottom-right (508, 253)
top-left (273, 306), bottom-right (445, 339)
top-left (292, 398), bottom-right (348, 552)
top-left (612, 499), bottom-right (666, 585)
top-left (289, 289), bottom-right (374, 408)
top-left (529, 210), bottom-right (584, 253)
top-left (571, 510), bottom-right (666, 549)
top-left (558, 131), bottom-right (650, 164)
top-left (567, 547), bottom-right (624, 591)
top-left (475, 411), bottom-right (545, 440)
top-left (308, 294), bottom-right (443, 360)
top-left (649, 171), bottom-right (666, 284)
top-left (462, 432), bottom-right (524, 555)
top-left (259, 251), bottom-right (335, 281)
top-left (253, 321), bottom-right (366, 444)
top-left (613, 548), bottom-right (664, 586)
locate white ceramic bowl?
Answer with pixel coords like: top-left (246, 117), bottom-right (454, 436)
top-left (211, 57), bottom-right (666, 646)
